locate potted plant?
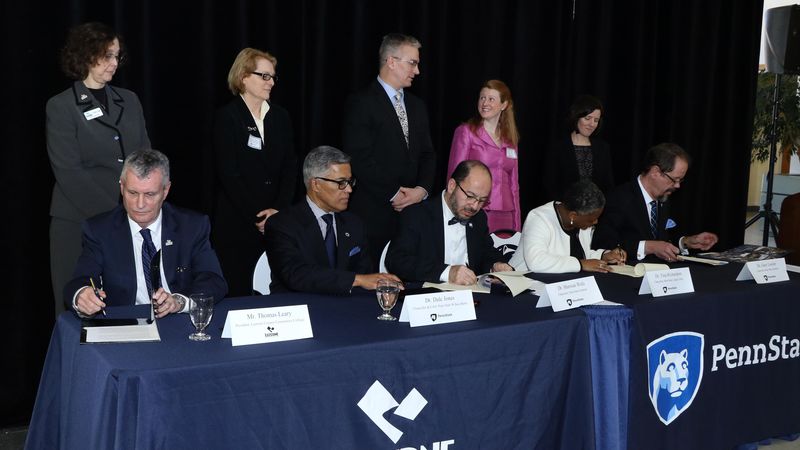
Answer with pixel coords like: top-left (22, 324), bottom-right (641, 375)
top-left (751, 70), bottom-right (800, 171)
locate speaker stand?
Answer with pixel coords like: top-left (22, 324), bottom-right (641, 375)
top-left (745, 73), bottom-right (782, 245)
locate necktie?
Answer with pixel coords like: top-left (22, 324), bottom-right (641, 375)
top-left (141, 229), bottom-right (159, 296)
top-left (321, 214), bottom-right (337, 268)
top-left (649, 200), bottom-right (659, 239)
top-left (394, 92), bottom-right (409, 146)
top-left (448, 216), bottom-right (469, 226)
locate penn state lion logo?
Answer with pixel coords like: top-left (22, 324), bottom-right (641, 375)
top-left (647, 332), bottom-right (704, 425)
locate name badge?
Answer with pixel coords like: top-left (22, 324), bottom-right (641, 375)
top-left (536, 276), bottom-right (605, 312)
top-left (506, 148), bottom-right (518, 159)
top-left (221, 305), bottom-right (313, 346)
top-left (736, 258), bottom-right (790, 284)
top-left (83, 107), bottom-right (104, 121)
top-left (399, 290), bottom-right (476, 327)
top-left (247, 134), bottom-right (263, 150)
top-left (638, 267), bottom-right (694, 297)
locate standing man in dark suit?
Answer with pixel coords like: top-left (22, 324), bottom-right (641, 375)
top-left (265, 146), bottom-right (402, 295)
top-left (65, 149), bottom-right (227, 317)
top-left (385, 160), bottom-right (512, 285)
top-left (343, 33), bottom-right (437, 267)
top-left (592, 143), bottom-right (718, 262)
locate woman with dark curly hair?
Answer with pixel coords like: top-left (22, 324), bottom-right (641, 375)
top-left (46, 22), bottom-right (150, 314)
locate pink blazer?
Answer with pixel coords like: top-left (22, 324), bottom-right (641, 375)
top-left (447, 123), bottom-right (520, 231)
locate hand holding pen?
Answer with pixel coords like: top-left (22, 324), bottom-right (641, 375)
top-left (602, 244), bottom-right (627, 265)
top-left (88, 276), bottom-right (107, 316)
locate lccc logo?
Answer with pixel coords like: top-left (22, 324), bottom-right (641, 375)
top-left (358, 380), bottom-right (428, 444)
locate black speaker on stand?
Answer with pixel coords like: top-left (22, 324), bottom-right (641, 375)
top-left (746, 5), bottom-right (800, 245)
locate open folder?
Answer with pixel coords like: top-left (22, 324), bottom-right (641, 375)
top-left (79, 303), bottom-right (161, 344)
top-left (422, 271), bottom-right (533, 296)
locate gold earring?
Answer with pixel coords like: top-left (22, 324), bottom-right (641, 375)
top-left (570, 218), bottom-right (574, 226)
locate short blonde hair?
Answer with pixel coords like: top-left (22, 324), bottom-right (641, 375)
top-left (226, 48), bottom-right (277, 95)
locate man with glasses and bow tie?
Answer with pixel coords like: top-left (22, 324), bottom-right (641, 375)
top-left (65, 149), bottom-right (227, 317)
top-left (385, 160), bottom-right (513, 285)
top-left (265, 146), bottom-right (402, 294)
top-left (592, 142), bottom-right (718, 263)
top-left (343, 33), bottom-right (437, 269)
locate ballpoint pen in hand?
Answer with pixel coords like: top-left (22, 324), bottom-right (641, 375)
top-left (89, 277), bottom-right (107, 316)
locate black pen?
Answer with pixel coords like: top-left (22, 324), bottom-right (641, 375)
top-left (89, 277), bottom-right (107, 316)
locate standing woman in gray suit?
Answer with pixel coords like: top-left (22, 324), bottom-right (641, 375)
top-left (46, 22), bottom-right (150, 315)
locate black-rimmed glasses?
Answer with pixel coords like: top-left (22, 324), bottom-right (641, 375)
top-left (316, 177), bottom-right (357, 190)
top-left (456, 181), bottom-right (489, 205)
top-left (251, 71), bottom-right (278, 82)
top-left (659, 168), bottom-right (685, 185)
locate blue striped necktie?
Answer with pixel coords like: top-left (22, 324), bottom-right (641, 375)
top-left (141, 229), bottom-right (158, 296)
top-left (649, 200), bottom-right (658, 238)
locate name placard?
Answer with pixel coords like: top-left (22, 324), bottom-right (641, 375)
top-left (399, 290), bottom-right (476, 327)
top-left (222, 305), bottom-right (313, 347)
top-left (736, 258), bottom-right (790, 284)
top-left (535, 276), bottom-right (605, 312)
top-left (638, 267), bottom-right (694, 297)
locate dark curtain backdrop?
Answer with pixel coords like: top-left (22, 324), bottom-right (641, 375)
top-left (1, 0), bottom-right (763, 427)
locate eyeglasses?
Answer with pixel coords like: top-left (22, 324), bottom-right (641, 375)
top-left (659, 168), bottom-right (685, 185)
top-left (101, 52), bottom-right (125, 64)
top-left (315, 177), bottom-right (357, 190)
top-left (456, 181), bottom-right (489, 205)
top-left (390, 56), bottom-right (420, 68)
top-left (251, 71), bottom-right (278, 82)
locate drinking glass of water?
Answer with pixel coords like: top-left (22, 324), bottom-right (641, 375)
top-left (376, 279), bottom-right (400, 321)
top-left (189, 293), bottom-right (214, 341)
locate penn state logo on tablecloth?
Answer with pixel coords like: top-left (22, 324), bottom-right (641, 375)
top-left (646, 331), bottom-right (704, 425)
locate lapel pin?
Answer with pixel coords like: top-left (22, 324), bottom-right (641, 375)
top-left (165, 239), bottom-right (174, 246)
top-left (80, 94), bottom-right (88, 101)
top-left (344, 232), bottom-right (350, 237)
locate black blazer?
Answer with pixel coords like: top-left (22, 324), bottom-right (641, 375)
top-left (592, 179), bottom-right (676, 261)
top-left (212, 97), bottom-right (296, 221)
top-left (64, 203), bottom-right (228, 308)
top-left (385, 196), bottom-right (504, 283)
top-left (264, 201), bottom-right (373, 295)
top-left (543, 135), bottom-right (614, 201)
top-left (342, 80), bottom-right (436, 232)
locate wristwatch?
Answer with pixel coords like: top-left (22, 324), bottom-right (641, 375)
top-left (173, 294), bottom-right (187, 311)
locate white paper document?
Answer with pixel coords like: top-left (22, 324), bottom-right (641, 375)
top-left (81, 320), bottom-right (160, 344)
top-left (736, 258), bottom-right (790, 284)
top-left (422, 281), bottom-right (490, 294)
top-left (677, 255), bottom-right (728, 266)
top-left (423, 271), bottom-right (533, 296)
top-left (536, 276), bottom-right (605, 312)
top-left (399, 290), bottom-right (476, 327)
top-left (222, 305), bottom-right (313, 347)
top-left (638, 267), bottom-right (694, 297)
top-left (609, 263), bottom-right (669, 278)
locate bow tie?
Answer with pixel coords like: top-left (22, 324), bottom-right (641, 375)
top-left (448, 216), bottom-right (470, 226)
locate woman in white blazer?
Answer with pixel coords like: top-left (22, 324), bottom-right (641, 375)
top-left (509, 180), bottom-right (626, 273)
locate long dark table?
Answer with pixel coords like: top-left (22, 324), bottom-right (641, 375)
top-left (25, 291), bottom-right (596, 449)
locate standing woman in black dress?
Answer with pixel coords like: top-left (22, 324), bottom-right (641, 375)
top-left (544, 95), bottom-right (614, 201)
top-left (47, 22), bottom-right (150, 314)
top-left (212, 48), bottom-right (297, 296)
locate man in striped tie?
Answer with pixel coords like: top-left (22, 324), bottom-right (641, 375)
top-left (592, 143), bottom-right (718, 263)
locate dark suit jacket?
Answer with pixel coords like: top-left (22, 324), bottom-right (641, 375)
top-left (592, 178), bottom-right (676, 261)
top-left (47, 81), bottom-right (151, 223)
top-left (342, 79), bottom-right (436, 238)
top-left (264, 200), bottom-right (373, 295)
top-left (543, 136), bottom-right (614, 201)
top-left (385, 197), bottom-right (505, 283)
top-left (211, 96), bottom-right (297, 295)
top-left (64, 203), bottom-right (228, 308)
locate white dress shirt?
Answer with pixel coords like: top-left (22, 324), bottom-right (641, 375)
top-left (440, 192), bottom-right (469, 281)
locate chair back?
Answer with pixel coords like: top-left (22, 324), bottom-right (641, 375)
top-left (252, 252), bottom-right (271, 295)
top-left (777, 192), bottom-right (800, 265)
top-left (379, 241), bottom-right (390, 273)
top-left (491, 229), bottom-right (521, 261)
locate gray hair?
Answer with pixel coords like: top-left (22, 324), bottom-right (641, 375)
top-left (120, 149), bottom-right (170, 187)
top-left (303, 146), bottom-right (351, 189)
top-left (561, 179), bottom-right (605, 215)
top-left (378, 33), bottom-right (421, 68)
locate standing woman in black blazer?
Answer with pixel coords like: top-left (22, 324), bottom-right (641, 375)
top-left (544, 95), bottom-right (614, 200)
top-left (46, 22), bottom-right (151, 315)
top-left (212, 48), bottom-right (297, 296)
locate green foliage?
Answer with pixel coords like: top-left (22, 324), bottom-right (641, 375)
top-left (752, 71), bottom-right (800, 162)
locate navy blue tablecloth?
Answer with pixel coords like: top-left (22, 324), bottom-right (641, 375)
top-left (26, 291), bottom-right (596, 449)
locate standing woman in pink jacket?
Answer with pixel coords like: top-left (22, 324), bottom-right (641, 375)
top-left (447, 80), bottom-right (521, 232)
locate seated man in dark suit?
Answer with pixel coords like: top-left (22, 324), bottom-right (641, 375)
top-left (65, 149), bottom-right (228, 317)
top-left (385, 160), bottom-right (513, 285)
top-left (264, 146), bottom-right (402, 294)
top-left (592, 142), bottom-right (718, 262)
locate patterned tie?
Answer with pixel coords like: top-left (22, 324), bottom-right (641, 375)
top-left (321, 214), bottom-right (337, 268)
top-left (393, 92), bottom-right (409, 146)
top-left (141, 229), bottom-right (158, 296)
top-left (649, 200), bottom-right (659, 239)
